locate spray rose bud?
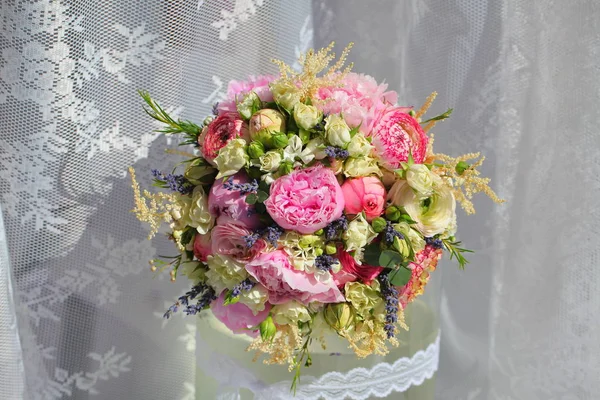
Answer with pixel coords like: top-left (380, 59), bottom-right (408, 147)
top-left (271, 132), bottom-right (289, 149)
top-left (393, 236), bottom-right (411, 258)
top-left (325, 114), bottom-right (352, 148)
top-left (203, 116), bottom-right (214, 126)
top-left (455, 161), bottom-right (470, 175)
top-left (271, 81), bottom-right (301, 111)
top-left (371, 217), bottom-right (387, 233)
top-left (259, 315), bottom-right (277, 342)
top-left (325, 242), bottom-right (337, 255)
top-left (247, 140), bottom-right (265, 159)
top-left (293, 103), bottom-right (321, 130)
top-left (324, 303), bottom-right (355, 333)
top-left (236, 91), bottom-right (261, 120)
top-left (249, 109), bottom-right (286, 144)
top-left (385, 206), bottom-right (401, 222)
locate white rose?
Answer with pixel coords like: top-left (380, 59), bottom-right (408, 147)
top-left (347, 133), bottom-right (373, 157)
top-left (259, 150), bottom-right (282, 172)
top-left (343, 213), bottom-right (378, 252)
top-left (205, 254), bottom-right (247, 294)
top-left (406, 164), bottom-right (441, 199)
top-left (293, 103), bottom-right (321, 130)
top-left (171, 186), bottom-right (214, 234)
top-left (389, 180), bottom-right (456, 237)
top-left (325, 114), bottom-right (351, 147)
top-left (238, 284), bottom-right (269, 315)
top-left (271, 81), bottom-right (301, 111)
top-left (214, 138), bottom-right (249, 179)
top-left (272, 301), bottom-right (311, 325)
top-left (344, 157), bottom-right (382, 177)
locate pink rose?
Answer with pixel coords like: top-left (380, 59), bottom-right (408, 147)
top-left (370, 108), bottom-right (428, 168)
top-left (193, 232), bottom-right (212, 262)
top-left (265, 165), bottom-right (344, 234)
top-left (341, 176), bottom-right (386, 221)
top-left (332, 246), bottom-right (384, 287)
top-left (217, 75), bottom-right (275, 114)
top-left (208, 172), bottom-right (261, 229)
top-left (211, 291), bottom-right (271, 336)
top-left (245, 250), bottom-right (345, 305)
top-left (200, 113), bottom-right (249, 164)
top-left (211, 221), bottom-right (266, 261)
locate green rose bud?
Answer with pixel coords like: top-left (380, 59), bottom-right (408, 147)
top-left (236, 91), bottom-right (261, 120)
top-left (455, 161), bottom-right (470, 175)
top-left (325, 114), bottom-right (352, 147)
top-left (393, 236), bottom-right (411, 258)
top-left (323, 303), bottom-right (355, 333)
top-left (315, 248), bottom-right (324, 256)
top-left (293, 103), bottom-right (322, 130)
top-left (278, 161), bottom-right (293, 175)
top-left (270, 81), bottom-right (301, 111)
top-left (259, 315), bottom-right (277, 342)
top-left (249, 109), bottom-right (286, 145)
top-left (247, 140), bottom-right (265, 159)
top-left (325, 242), bottom-right (337, 255)
top-left (184, 158), bottom-right (216, 185)
top-left (385, 206), bottom-right (401, 222)
top-left (371, 217), bottom-right (387, 233)
top-left (314, 229), bottom-right (324, 236)
top-left (408, 110), bottom-right (416, 117)
top-left (271, 132), bottom-right (289, 149)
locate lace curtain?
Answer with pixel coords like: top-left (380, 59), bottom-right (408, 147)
top-left (1, 1), bottom-right (599, 399)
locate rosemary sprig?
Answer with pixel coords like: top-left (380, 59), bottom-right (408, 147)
top-left (290, 334), bottom-right (312, 395)
top-left (139, 90), bottom-right (202, 145)
top-left (442, 238), bottom-right (473, 270)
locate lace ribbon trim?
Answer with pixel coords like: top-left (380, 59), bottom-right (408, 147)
top-left (255, 331), bottom-right (441, 400)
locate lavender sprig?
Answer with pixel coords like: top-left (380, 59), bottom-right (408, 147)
top-left (325, 216), bottom-right (348, 240)
top-left (383, 221), bottom-right (404, 244)
top-left (164, 282), bottom-right (216, 319)
top-left (378, 273), bottom-right (400, 338)
top-left (223, 177), bottom-right (259, 195)
top-left (325, 146), bottom-right (350, 160)
top-left (315, 255), bottom-right (337, 272)
top-left (425, 237), bottom-right (443, 249)
top-left (263, 225), bottom-right (283, 247)
top-left (230, 278), bottom-right (256, 297)
top-left (151, 169), bottom-right (193, 194)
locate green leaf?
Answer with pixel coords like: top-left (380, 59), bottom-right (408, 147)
top-left (257, 190), bottom-right (269, 203)
top-left (223, 291), bottom-right (240, 306)
top-left (422, 108), bottom-right (453, 123)
top-left (379, 250), bottom-right (404, 269)
top-left (258, 180), bottom-right (270, 194)
top-left (400, 214), bottom-right (418, 224)
top-left (245, 193), bottom-right (258, 204)
top-left (388, 267), bottom-right (412, 287)
top-left (263, 101), bottom-right (278, 110)
top-left (363, 243), bottom-right (381, 266)
top-left (254, 203), bottom-right (267, 214)
top-left (180, 227), bottom-right (196, 246)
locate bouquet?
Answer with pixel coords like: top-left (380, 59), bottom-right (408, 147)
top-left (129, 43), bottom-right (503, 390)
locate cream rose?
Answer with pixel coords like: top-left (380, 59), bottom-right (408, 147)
top-left (238, 284), bottom-right (269, 315)
top-left (344, 157), bottom-right (382, 178)
top-left (272, 301), bottom-right (311, 325)
top-left (393, 221), bottom-right (426, 253)
top-left (347, 133), bottom-right (373, 158)
top-left (344, 280), bottom-right (383, 317)
top-left (271, 81), bottom-right (301, 111)
top-left (325, 114), bottom-right (351, 147)
top-left (343, 213), bottom-right (378, 252)
top-left (205, 254), bottom-right (248, 294)
top-left (171, 186), bottom-right (214, 234)
top-left (293, 103), bottom-right (321, 130)
top-left (406, 164), bottom-right (441, 199)
top-left (214, 138), bottom-right (249, 179)
top-left (259, 150), bottom-right (282, 172)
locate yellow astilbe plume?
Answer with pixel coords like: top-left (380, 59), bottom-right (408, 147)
top-left (415, 92), bottom-right (437, 120)
top-left (272, 42), bottom-right (354, 101)
top-left (342, 313), bottom-right (406, 359)
top-left (433, 153), bottom-right (505, 214)
top-left (129, 167), bottom-right (178, 239)
top-left (248, 324), bottom-right (303, 369)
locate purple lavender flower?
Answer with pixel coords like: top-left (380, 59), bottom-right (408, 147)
top-left (243, 232), bottom-right (261, 248)
top-left (425, 237), bottom-right (443, 249)
top-left (230, 278), bottom-right (256, 297)
top-left (223, 177), bottom-right (258, 195)
top-left (151, 169), bottom-right (193, 194)
top-left (378, 273), bottom-right (400, 338)
top-left (315, 255), bottom-right (337, 272)
top-left (324, 216), bottom-right (349, 240)
top-left (212, 102), bottom-right (219, 116)
top-left (262, 225), bottom-right (283, 247)
top-left (164, 282), bottom-right (215, 319)
top-left (384, 221), bottom-right (404, 244)
top-left (324, 146), bottom-right (350, 160)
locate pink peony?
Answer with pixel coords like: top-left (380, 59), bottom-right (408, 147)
top-left (332, 246), bottom-right (384, 287)
top-left (193, 232), bottom-right (212, 262)
top-left (211, 221), bottom-right (266, 261)
top-left (370, 108), bottom-right (429, 168)
top-left (217, 75), bottom-right (275, 114)
top-left (245, 250), bottom-right (345, 305)
top-left (208, 172), bottom-right (262, 229)
top-left (341, 176), bottom-right (386, 221)
top-left (315, 73), bottom-right (398, 134)
top-left (200, 113), bottom-right (249, 164)
top-left (211, 291), bottom-right (271, 336)
top-left (264, 165), bottom-right (344, 234)
top-left (398, 245), bottom-right (442, 307)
